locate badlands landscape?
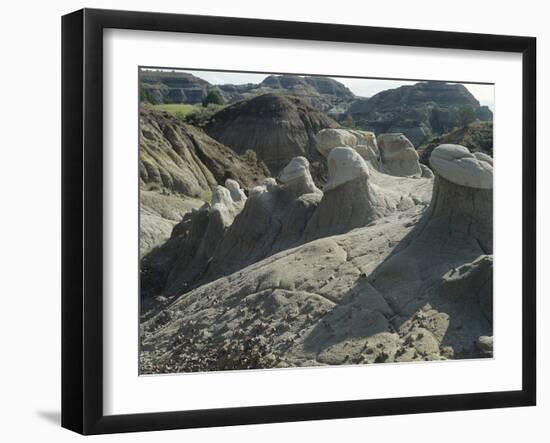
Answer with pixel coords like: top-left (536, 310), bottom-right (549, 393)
top-left (139, 71), bottom-right (494, 373)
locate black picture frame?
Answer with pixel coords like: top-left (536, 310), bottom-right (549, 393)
top-left (61, 8), bottom-right (537, 435)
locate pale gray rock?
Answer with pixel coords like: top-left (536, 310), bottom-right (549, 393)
top-left (140, 134), bottom-right (491, 371)
top-left (139, 209), bottom-right (425, 371)
top-left (430, 144), bottom-right (493, 189)
top-left (142, 183), bottom-right (247, 303)
top-left (366, 147), bottom-right (493, 358)
top-left (419, 163), bottom-right (435, 179)
top-left (315, 128), bottom-right (381, 169)
top-left (202, 157), bottom-right (322, 282)
top-left (348, 129), bottom-right (378, 149)
top-left (262, 177), bottom-right (278, 190)
top-left (315, 128), bottom-right (357, 157)
top-left (143, 150), bottom-right (432, 310)
top-left (140, 207), bottom-right (179, 258)
top-left (225, 179), bottom-right (247, 203)
top-left (278, 156), bottom-right (321, 196)
top-left (139, 191), bottom-right (203, 257)
top-left (377, 133), bottom-right (422, 177)
top-left (304, 147), bottom-right (419, 241)
top-left (354, 144), bottom-right (382, 169)
top-left (323, 147), bottom-right (370, 192)
top-left (250, 177), bottom-right (278, 197)
top-left (474, 151), bottom-right (494, 166)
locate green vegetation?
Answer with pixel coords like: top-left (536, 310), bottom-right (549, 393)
top-left (458, 105), bottom-right (476, 127)
top-left (140, 84), bottom-right (160, 105)
top-left (142, 102), bottom-right (226, 127)
top-left (202, 89), bottom-right (225, 107)
top-left (241, 149), bottom-right (258, 164)
top-left (147, 103), bottom-right (197, 119)
top-left (417, 120), bottom-right (493, 165)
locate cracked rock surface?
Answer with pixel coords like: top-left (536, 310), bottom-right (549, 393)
top-left (140, 142), bottom-right (492, 373)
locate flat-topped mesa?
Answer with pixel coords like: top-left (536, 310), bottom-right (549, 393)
top-left (304, 147), bottom-right (394, 241)
top-left (278, 156), bottom-right (321, 197)
top-left (315, 128), bottom-right (381, 169)
top-left (377, 133), bottom-right (422, 177)
top-left (428, 144), bottom-right (493, 252)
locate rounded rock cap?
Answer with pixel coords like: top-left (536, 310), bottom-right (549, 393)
top-left (279, 156), bottom-right (311, 183)
top-left (430, 144), bottom-right (493, 190)
top-left (324, 146), bottom-right (369, 191)
top-left (225, 178), bottom-right (247, 202)
top-left (474, 151), bottom-right (493, 166)
top-left (211, 185), bottom-right (234, 207)
top-left (315, 128), bottom-right (357, 157)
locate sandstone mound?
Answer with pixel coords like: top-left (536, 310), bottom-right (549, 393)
top-left (315, 129), bottom-right (427, 179)
top-left (315, 128), bottom-right (358, 157)
top-left (140, 181), bottom-right (247, 311)
top-left (377, 133), bottom-right (422, 177)
top-left (139, 191), bottom-right (203, 257)
top-left (367, 144), bottom-right (493, 356)
top-left (225, 178), bottom-right (247, 203)
top-left (141, 158), bottom-right (324, 310)
top-left (142, 143), bottom-right (433, 313)
top-left (304, 147), bottom-right (417, 241)
top-left (430, 144), bottom-right (492, 189)
top-left (201, 159), bottom-right (322, 282)
top-left (315, 128), bottom-right (381, 169)
top-left (204, 93), bottom-right (339, 179)
top-left (278, 156), bottom-right (321, 196)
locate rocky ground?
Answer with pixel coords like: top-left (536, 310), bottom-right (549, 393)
top-left (139, 126), bottom-right (493, 374)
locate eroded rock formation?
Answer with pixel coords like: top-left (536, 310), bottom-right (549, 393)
top-left (377, 133), bottom-right (422, 177)
top-left (315, 128), bottom-right (381, 169)
top-left (139, 108), bottom-right (268, 255)
top-left (304, 147), bottom-right (413, 241)
top-left (140, 180), bottom-right (248, 311)
top-left (204, 93), bottom-right (339, 179)
top-left (140, 142), bottom-right (492, 372)
top-left (346, 82), bottom-right (493, 145)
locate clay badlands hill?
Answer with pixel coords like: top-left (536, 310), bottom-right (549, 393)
top-left (139, 98), bottom-right (494, 373)
top-left (139, 108), bottom-right (269, 255)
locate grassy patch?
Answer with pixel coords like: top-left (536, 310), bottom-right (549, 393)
top-left (149, 103), bottom-right (198, 118)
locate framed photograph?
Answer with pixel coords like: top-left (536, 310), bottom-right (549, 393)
top-left (62, 8), bottom-right (536, 435)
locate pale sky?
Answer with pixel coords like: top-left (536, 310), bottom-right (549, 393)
top-left (159, 69), bottom-right (494, 110)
